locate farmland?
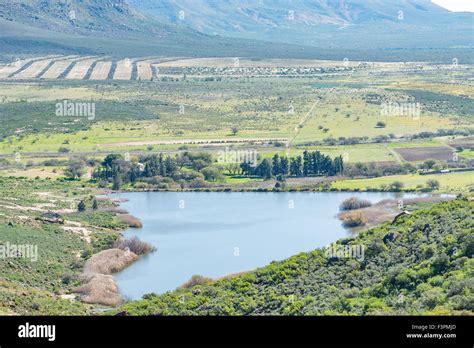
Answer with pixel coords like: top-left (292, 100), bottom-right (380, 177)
top-left (0, 56), bottom-right (472, 195)
top-left (0, 54), bottom-right (472, 316)
top-left (332, 171), bottom-right (474, 193)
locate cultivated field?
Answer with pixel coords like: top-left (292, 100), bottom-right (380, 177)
top-left (13, 56), bottom-right (78, 79)
top-left (0, 55), bottom-right (61, 79)
top-left (66, 58), bottom-right (100, 80)
top-left (41, 56), bottom-right (96, 79)
top-left (0, 57), bottom-right (472, 194)
top-left (89, 61), bottom-right (113, 80)
top-left (395, 146), bottom-right (455, 162)
top-left (113, 59), bottom-right (133, 80)
top-left (13, 59), bottom-right (54, 79)
top-left (332, 171), bottom-right (474, 192)
top-left (136, 59), bottom-right (156, 80)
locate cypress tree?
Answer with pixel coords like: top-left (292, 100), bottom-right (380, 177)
top-left (257, 158), bottom-right (273, 180)
top-left (272, 154), bottom-right (280, 177)
top-left (280, 156), bottom-right (289, 176)
top-left (295, 156), bottom-right (303, 177)
top-left (303, 151), bottom-right (310, 176)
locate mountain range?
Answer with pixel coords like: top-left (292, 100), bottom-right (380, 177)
top-left (0, 0), bottom-right (472, 62)
top-left (129, 0), bottom-right (474, 49)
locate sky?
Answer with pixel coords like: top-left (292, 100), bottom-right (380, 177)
top-left (432, 0), bottom-right (474, 12)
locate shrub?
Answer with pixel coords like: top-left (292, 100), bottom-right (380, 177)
top-left (340, 197), bottom-right (372, 211)
top-left (341, 211), bottom-right (367, 227)
top-left (389, 181), bottom-right (404, 191)
top-left (113, 236), bottom-right (155, 255)
top-left (426, 179), bottom-right (440, 190)
top-left (65, 159), bottom-right (86, 180)
top-left (202, 166), bottom-right (224, 182)
top-left (180, 274), bottom-right (212, 289)
top-left (431, 254), bottom-right (449, 274)
top-left (58, 147), bottom-right (70, 153)
top-left (77, 200), bottom-right (86, 212)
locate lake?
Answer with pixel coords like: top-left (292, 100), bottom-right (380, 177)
top-left (113, 191), bottom-right (416, 300)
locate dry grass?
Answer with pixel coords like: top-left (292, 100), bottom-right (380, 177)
top-left (76, 273), bottom-right (124, 306)
top-left (113, 236), bottom-right (155, 255)
top-left (339, 196), bottom-right (454, 228)
top-left (340, 211), bottom-right (368, 228)
top-left (83, 248), bottom-right (138, 275)
top-left (77, 248), bottom-right (138, 306)
top-left (118, 214), bottom-right (143, 228)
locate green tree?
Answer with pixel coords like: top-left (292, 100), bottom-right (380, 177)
top-left (112, 174), bottom-right (122, 190)
top-left (426, 179), bottom-right (440, 190)
top-left (303, 151), bottom-right (310, 176)
top-left (272, 154), bottom-right (280, 177)
top-left (202, 166), bottom-right (223, 182)
top-left (290, 156), bottom-right (303, 177)
top-left (280, 157), bottom-right (289, 176)
top-left (334, 155), bottom-right (344, 174)
top-left (423, 159), bottom-right (437, 170)
top-left (64, 159), bottom-right (86, 180)
top-left (256, 158), bottom-right (272, 180)
top-left (78, 200), bottom-right (86, 212)
top-left (389, 181), bottom-right (404, 191)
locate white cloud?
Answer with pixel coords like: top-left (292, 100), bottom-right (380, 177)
top-left (432, 0), bottom-right (474, 12)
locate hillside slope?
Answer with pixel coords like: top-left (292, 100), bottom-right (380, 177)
top-left (0, 0), bottom-right (472, 61)
top-left (119, 198), bottom-right (474, 315)
top-left (130, 0), bottom-right (474, 50)
top-left (0, 0), bottom-right (322, 59)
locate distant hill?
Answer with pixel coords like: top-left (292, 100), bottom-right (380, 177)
top-left (0, 0), bottom-right (472, 62)
top-left (0, 0), bottom-right (181, 38)
top-left (0, 0), bottom-right (324, 59)
top-left (129, 0), bottom-right (474, 50)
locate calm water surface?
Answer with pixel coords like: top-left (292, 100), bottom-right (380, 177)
top-left (113, 191), bottom-right (415, 299)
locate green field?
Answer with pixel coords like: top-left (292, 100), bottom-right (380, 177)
top-left (332, 171), bottom-right (474, 193)
top-left (1, 65), bottom-right (473, 157)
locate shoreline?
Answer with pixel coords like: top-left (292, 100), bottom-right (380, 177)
top-left (75, 196), bottom-right (145, 307)
top-left (105, 190), bottom-right (449, 303)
